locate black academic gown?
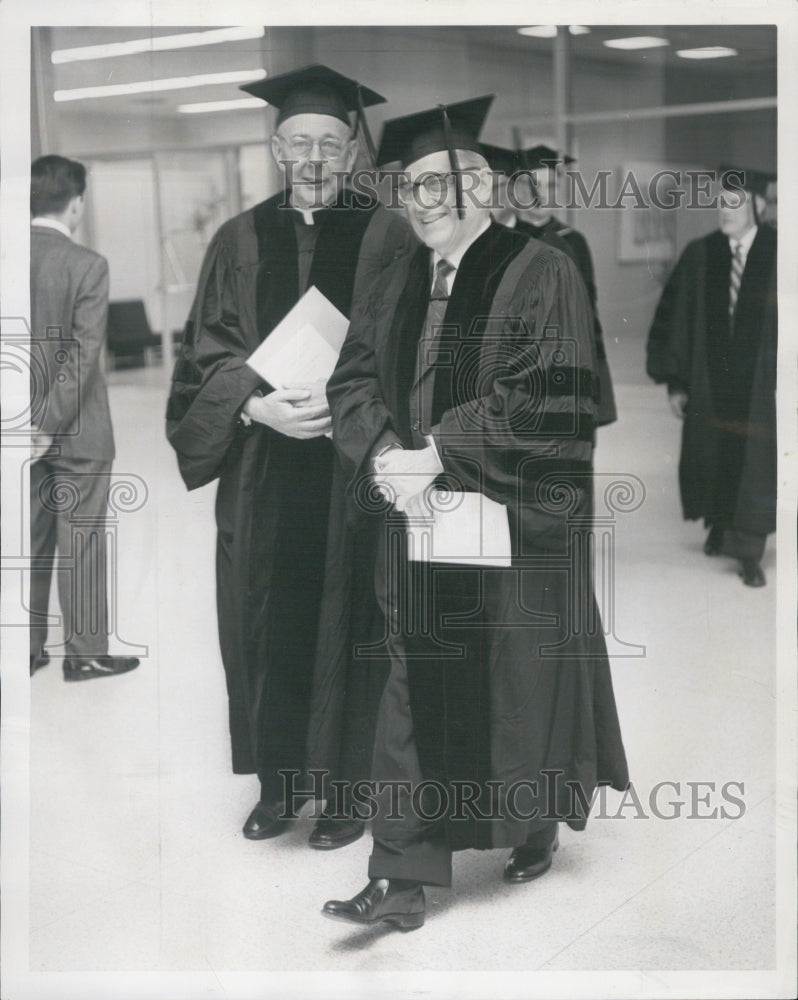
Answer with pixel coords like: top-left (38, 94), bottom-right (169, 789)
top-left (518, 216), bottom-right (617, 426)
top-left (166, 189), bottom-right (413, 801)
top-left (646, 226), bottom-right (777, 538)
top-left (328, 223), bottom-right (629, 851)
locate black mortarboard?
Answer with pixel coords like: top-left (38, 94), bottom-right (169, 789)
top-left (377, 96), bottom-right (493, 217)
top-left (479, 143), bottom-right (521, 177)
top-left (518, 143), bottom-right (576, 172)
top-left (377, 95), bottom-right (494, 169)
top-left (717, 164), bottom-right (776, 199)
top-left (240, 63), bottom-right (386, 164)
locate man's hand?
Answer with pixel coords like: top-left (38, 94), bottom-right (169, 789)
top-left (243, 387), bottom-right (332, 439)
top-left (668, 391), bottom-right (688, 420)
top-left (403, 491), bottom-right (436, 521)
top-left (31, 431), bottom-right (54, 461)
top-left (374, 445), bottom-right (443, 512)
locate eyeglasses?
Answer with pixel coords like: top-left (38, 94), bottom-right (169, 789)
top-left (396, 172), bottom-right (458, 206)
top-left (276, 134), bottom-right (348, 160)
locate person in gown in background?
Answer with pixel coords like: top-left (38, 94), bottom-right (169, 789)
top-left (646, 166), bottom-right (776, 587)
top-left (512, 145), bottom-right (616, 429)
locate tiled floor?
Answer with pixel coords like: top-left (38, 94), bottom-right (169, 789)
top-left (20, 369), bottom-right (786, 993)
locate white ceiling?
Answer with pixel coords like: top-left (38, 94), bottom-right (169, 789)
top-left (38, 25), bottom-right (777, 123)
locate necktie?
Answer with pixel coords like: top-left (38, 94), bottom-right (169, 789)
top-left (410, 259), bottom-right (455, 440)
top-left (432, 257), bottom-right (455, 300)
top-left (422, 258), bottom-right (455, 358)
top-left (728, 241), bottom-right (744, 319)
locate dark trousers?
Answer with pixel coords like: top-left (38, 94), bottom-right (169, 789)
top-left (368, 637), bottom-right (453, 886)
top-left (707, 521), bottom-right (767, 561)
top-left (367, 638), bottom-right (556, 888)
top-left (30, 456), bottom-right (111, 659)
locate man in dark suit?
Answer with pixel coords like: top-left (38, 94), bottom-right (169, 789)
top-left (29, 154), bottom-right (139, 680)
top-left (646, 166), bottom-right (777, 587)
top-left (321, 98), bottom-right (628, 930)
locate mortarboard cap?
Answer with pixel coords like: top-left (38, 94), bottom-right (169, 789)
top-left (240, 63), bottom-right (386, 164)
top-left (717, 164), bottom-right (776, 199)
top-left (518, 144), bottom-right (576, 172)
top-left (376, 95), bottom-right (494, 169)
top-left (479, 142), bottom-right (522, 177)
top-left (377, 96), bottom-right (494, 218)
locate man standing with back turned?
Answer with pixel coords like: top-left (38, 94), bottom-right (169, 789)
top-left (29, 155), bottom-right (140, 682)
top-left (322, 98), bottom-right (628, 930)
top-left (166, 66), bottom-right (413, 846)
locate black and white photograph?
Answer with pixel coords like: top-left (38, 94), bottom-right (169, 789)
top-left (0, 2), bottom-right (796, 999)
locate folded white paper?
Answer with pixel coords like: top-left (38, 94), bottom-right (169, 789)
top-left (406, 491), bottom-right (512, 567)
top-left (246, 285), bottom-right (349, 387)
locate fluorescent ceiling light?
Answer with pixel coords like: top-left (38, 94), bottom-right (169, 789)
top-left (52, 26), bottom-right (265, 64)
top-left (676, 46), bottom-right (738, 60)
top-left (569, 26), bottom-right (591, 35)
top-left (54, 69), bottom-right (267, 102)
top-left (603, 36), bottom-right (670, 50)
top-left (178, 97), bottom-right (265, 114)
top-left (518, 26), bottom-right (557, 38)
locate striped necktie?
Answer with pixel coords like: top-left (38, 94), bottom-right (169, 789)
top-left (431, 258), bottom-right (455, 302)
top-left (728, 241), bottom-right (744, 318)
top-left (410, 259), bottom-right (455, 439)
top-left (424, 258), bottom-right (455, 340)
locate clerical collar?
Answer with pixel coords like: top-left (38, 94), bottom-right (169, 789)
top-left (297, 207), bottom-right (319, 225)
top-left (32, 216), bottom-right (72, 239)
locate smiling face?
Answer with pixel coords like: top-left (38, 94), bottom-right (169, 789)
top-left (271, 113), bottom-right (357, 210)
top-left (402, 149), bottom-right (491, 257)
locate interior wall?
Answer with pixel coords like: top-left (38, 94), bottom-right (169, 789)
top-left (566, 58), bottom-right (668, 385)
top-left (33, 27), bottom-right (776, 386)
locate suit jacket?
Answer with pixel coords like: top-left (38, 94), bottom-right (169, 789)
top-left (30, 225), bottom-right (115, 461)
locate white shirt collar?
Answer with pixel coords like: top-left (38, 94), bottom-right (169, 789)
top-left (32, 217), bottom-right (72, 239)
top-left (432, 217), bottom-right (492, 284)
top-left (729, 224), bottom-right (757, 257)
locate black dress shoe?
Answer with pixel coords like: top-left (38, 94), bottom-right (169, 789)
top-left (242, 800), bottom-right (289, 840)
top-left (740, 559), bottom-right (766, 587)
top-left (322, 879), bottom-right (425, 931)
top-left (308, 815), bottom-right (365, 850)
top-left (703, 526), bottom-right (724, 556)
top-left (30, 651), bottom-right (50, 676)
top-left (504, 829), bottom-right (559, 883)
top-left (62, 655), bottom-right (140, 682)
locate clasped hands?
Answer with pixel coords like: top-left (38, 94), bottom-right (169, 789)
top-left (373, 445), bottom-right (443, 518)
top-left (242, 381), bottom-right (331, 439)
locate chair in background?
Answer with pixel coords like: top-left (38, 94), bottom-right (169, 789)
top-left (106, 300), bottom-right (162, 369)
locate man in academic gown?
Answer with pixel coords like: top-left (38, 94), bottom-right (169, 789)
top-left (493, 144), bottom-right (616, 427)
top-left (166, 65), bottom-right (413, 846)
top-left (480, 142), bottom-right (574, 257)
top-left (321, 98), bottom-right (629, 930)
top-left (646, 166), bottom-right (777, 587)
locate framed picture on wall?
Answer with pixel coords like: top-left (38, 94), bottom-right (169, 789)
top-left (616, 160), bottom-right (678, 263)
